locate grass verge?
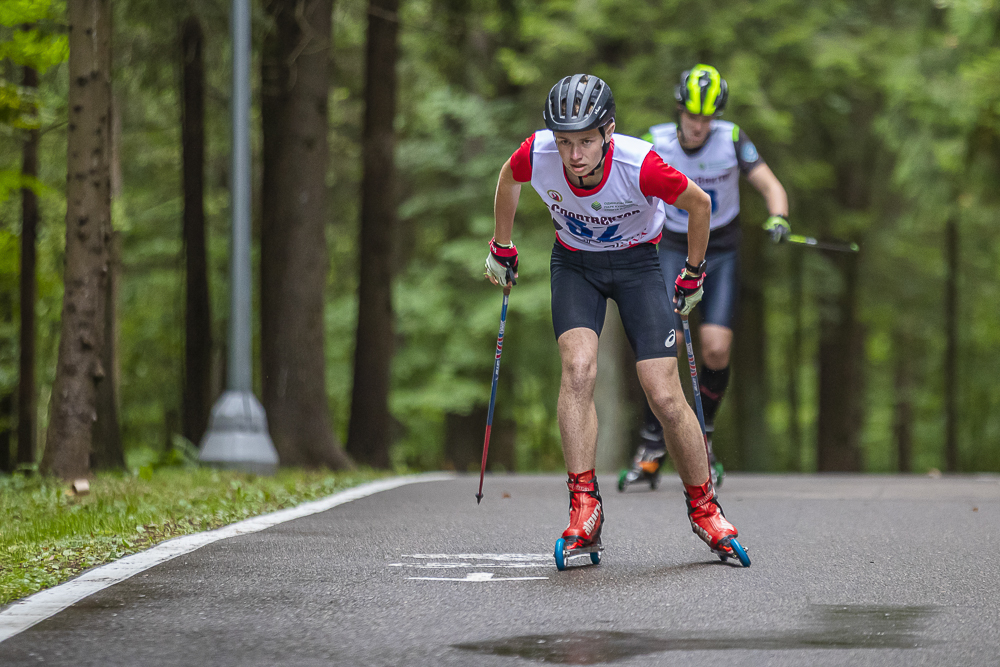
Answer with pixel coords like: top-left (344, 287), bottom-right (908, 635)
top-left (0, 467), bottom-right (388, 607)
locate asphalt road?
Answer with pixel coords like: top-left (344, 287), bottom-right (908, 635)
top-left (1, 473), bottom-right (998, 666)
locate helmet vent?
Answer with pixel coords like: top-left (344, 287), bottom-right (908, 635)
top-left (543, 73), bottom-right (616, 133)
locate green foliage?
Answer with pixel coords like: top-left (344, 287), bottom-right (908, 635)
top-left (0, 467), bottom-right (387, 605)
top-left (0, 25), bottom-right (68, 73)
top-left (0, 0), bottom-right (67, 132)
top-left (1, 0), bottom-right (999, 475)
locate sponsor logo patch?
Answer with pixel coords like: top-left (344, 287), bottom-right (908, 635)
top-left (665, 330), bottom-right (676, 348)
top-left (591, 201), bottom-right (602, 211)
top-left (547, 189), bottom-right (563, 202)
top-left (599, 200), bottom-right (636, 212)
top-left (741, 141), bottom-right (759, 163)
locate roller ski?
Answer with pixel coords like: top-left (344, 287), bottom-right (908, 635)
top-left (618, 427), bottom-right (667, 492)
top-left (554, 470), bottom-right (604, 570)
top-left (685, 480), bottom-right (750, 567)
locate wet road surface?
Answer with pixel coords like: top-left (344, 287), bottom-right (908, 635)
top-left (1, 473), bottom-right (998, 666)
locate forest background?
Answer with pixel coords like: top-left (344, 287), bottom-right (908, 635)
top-left (1, 0), bottom-right (999, 479)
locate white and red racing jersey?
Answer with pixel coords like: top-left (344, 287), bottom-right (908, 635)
top-left (509, 130), bottom-right (689, 252)
top-left (648, 120), bottom-right (766, 236)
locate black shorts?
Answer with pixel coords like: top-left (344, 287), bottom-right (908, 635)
top-left (550, 241), bottom-right (678, 361)
top-left (660, 246), bottom-right (740, 330)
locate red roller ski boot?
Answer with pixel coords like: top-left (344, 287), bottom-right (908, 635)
top-left (554, 470), bottom-right (603, 570)
top-left (684, 480), bottom-right (750, 567)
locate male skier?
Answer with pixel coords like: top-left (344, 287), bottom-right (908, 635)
top-left (625, 64), bottom-right (789, 488)
top-left (484, 73), bottom-right (745, 561)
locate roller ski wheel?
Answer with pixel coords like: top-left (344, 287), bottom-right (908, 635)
top-left (558, 471), bottom-right (604, 570)
top-left (617, 466), bottom-right (657, 492)
top-left (714, 537), bottom-right (751, 568)
top-left (617, 443), bottom-right (665, 493)
top-left (685, 480), bottom-right (749, 567)
top-left (554, 537), bottom-right (602, 571)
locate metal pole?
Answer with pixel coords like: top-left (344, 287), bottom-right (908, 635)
top-left (475, 284), bottom-right (510, 504)
top-left (200, 0), bottom-right (278, 473)
top-left (229, 0), bottom-right (252, 394)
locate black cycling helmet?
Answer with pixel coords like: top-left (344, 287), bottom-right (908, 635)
top-left (543, 74), bottom-right (616, 133)
top-left (674, 64), bottom-right (728, 116)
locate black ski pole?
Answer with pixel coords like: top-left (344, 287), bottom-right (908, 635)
top-left (786, 234), bottom-right (859, 253)
top-left (681, 313), bottom-right (751, 567)
top-left (476, 267), bottom-right (515, 504)
top-left (680, 314), bottom-right (711, 459)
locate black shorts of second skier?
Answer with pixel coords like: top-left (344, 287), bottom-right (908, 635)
top-left (550, 241), bottom-right (677, 361)
top-left (659, 245), bottom-right (739, 330)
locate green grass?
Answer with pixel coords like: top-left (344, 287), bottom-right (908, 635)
top-left (0, 466), bottom-right (389, 606)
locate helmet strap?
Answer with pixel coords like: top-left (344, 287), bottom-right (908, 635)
top-left (579, 123), bottom-right (613, 187)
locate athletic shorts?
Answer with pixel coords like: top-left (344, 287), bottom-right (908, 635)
top-left (550, 241), bottom-right (677, 361)
top-left (659, 245), bottom-right (740, 330)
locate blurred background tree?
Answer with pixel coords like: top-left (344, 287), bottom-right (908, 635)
top-left (1, 0), bottom-right (999, 475)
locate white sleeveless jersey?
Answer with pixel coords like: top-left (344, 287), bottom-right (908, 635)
top-left (529, 131), bottom-right (666, 252)
top-left (649, 120), bottom-right (740, 232)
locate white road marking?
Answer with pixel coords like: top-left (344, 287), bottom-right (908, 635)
top-left (388, 562), bottom-right (547, 569)
top-left (0, 473), bottom-right (454, 644)
top-left (402, 553), bottom-right (549, 561)
top-left (392, 553), bottom-right (552, 580)
top-left (407, 572), bottom-right (548, 582)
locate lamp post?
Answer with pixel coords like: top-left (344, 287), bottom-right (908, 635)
top-left (200, 0), bottom-right (278, 474)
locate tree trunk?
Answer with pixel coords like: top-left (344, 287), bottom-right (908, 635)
top-left (492, 0), bottom-right (522, 98)
top-left (0, 393), bottom-right (12, 473)
top-left (944, 215), bottom-right (959, 472)
top-left (816, 252), bottom-right (864, 471)
top-left (0, 293), bottom-right (13, 472)
top-left (18, 64), bottom-right (40, 468)
top-left (91, 91), bottom-right (124, 472)
top-left (261, 0), bottom-right (352, 468)
top-left (41, 0), bottom-right (113, 480)
top-left (181, 15), bottom-right (212, 447)
top-left (815, 100), bottom-right (875, 474)
top-left (893, 332), bottom-right (913, 473)
top-left (346, 0), bottom-right (400, 468)
top-left (786, 249), bottom-right (803, 471)
top-left (732, 226), bottom-right (769, 470)
top-left (444, 409), bottom-right (515, 473)
top-left (92, 232), bottom-right (123, 470)
top-left (430, 0), bottom-right (469, 87)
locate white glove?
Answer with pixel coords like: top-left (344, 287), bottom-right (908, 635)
top-left (484, 238), bottom-right (518, 287)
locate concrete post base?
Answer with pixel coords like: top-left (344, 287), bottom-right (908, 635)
top-left (199, 391), bottom-right (279, 475)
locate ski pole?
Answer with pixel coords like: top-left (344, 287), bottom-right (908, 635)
top-left (681, 313), bottom-right (751, 566)
top-left (476, 267), bottom-right (515, 505)
top-left (786, 234), bottom-right (859, 253)
top-left (680, 314), bottom-right (712, 464)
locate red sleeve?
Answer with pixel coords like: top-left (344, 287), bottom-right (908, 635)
top-left (509, 134), bottom-right (534, 183)
top-left (639, 150), bottom-right (688, 205)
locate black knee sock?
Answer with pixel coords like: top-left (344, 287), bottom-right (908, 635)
top-left (642, 401), bottom-right (663, 438)
top-left (699, 365), bottom-right (730, 427)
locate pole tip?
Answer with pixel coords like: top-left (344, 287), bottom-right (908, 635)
top-left (475, 493), bottom-right (483, 505)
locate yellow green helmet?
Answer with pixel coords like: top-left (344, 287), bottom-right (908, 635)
top-left (674, 64), bottom-right (728, 116)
